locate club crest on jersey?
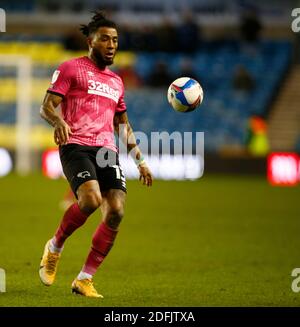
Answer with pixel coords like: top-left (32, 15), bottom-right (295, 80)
top-left (87, 80), bottom-right (119, 103)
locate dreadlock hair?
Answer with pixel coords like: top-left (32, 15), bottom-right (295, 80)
top-left (80, 11), bottom-right (117, 37)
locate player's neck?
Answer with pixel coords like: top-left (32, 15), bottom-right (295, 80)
top-left (88, 54), bottom-right (107, 71)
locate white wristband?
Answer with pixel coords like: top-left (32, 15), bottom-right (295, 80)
top-left (137, 159), bottom-right (146, 167)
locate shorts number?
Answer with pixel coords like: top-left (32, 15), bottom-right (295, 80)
top-left (112, 165), bottom-right (126, 187)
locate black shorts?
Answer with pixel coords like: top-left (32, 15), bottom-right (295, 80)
top-left (59, 144), bottom-right (127, 197)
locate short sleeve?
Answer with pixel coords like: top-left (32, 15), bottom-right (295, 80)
top-left (47, 61), bottom-right (74, 97)
top-left (116, 83), bottom-right (127, 113)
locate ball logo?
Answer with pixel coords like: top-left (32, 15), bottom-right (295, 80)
top-left (167, 77), bottom-right (203, 113)
top-left (291, 8), bottom-right (300, 32)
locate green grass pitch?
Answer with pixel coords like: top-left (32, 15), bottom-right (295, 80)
top-left (0, 173), bottom-right (300, 307)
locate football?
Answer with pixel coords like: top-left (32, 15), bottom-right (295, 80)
top-left (167, 77), bottom-right (204, 112)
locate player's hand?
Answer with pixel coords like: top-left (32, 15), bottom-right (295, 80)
top-left (54, 119), bottom-right (73, 145)
top-left (138, 163), bottom-right (153, 187)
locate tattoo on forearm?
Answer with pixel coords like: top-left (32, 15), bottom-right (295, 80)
top-left (40, 106), bottom-right (60, 127)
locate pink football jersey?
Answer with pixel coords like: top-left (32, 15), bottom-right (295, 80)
top-left (47, 56), bottom-right (126, 152)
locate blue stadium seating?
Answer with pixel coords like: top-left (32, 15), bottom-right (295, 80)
top-left (0, 103), bottom-right (16, 124)
top-left (0, 0), bottom-right (35, 12)
top-left (129, 40), bottom-right (292, 151)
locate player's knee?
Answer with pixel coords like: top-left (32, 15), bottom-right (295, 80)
top-left (78, 190), bottom-right (102, 215)
top-left (105, 204), bottom-right (124, 229)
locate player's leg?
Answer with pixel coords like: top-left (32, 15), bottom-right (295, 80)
top-left (39, 180), bottom-right (102, 286)
top-left (71, 189), bottom-right (126, 298)
top-left (59, 187), bottom-right (76, 211)
top-left (53, 180), bottom-right (102, 248)
top-left (39, 144), bottom-right (101, 286)
top-left (71, 149), bottom-right (127, 297)
top-left (81, 189), bottom-right (126, 275)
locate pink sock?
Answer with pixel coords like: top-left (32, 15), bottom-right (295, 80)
top-left (54, 203), bottom-right (89, 248)
top-left (82, 222), bottom-right (118, 275)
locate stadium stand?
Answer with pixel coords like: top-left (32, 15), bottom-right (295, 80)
top-left (0, 38), bottom-right (292, 152)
